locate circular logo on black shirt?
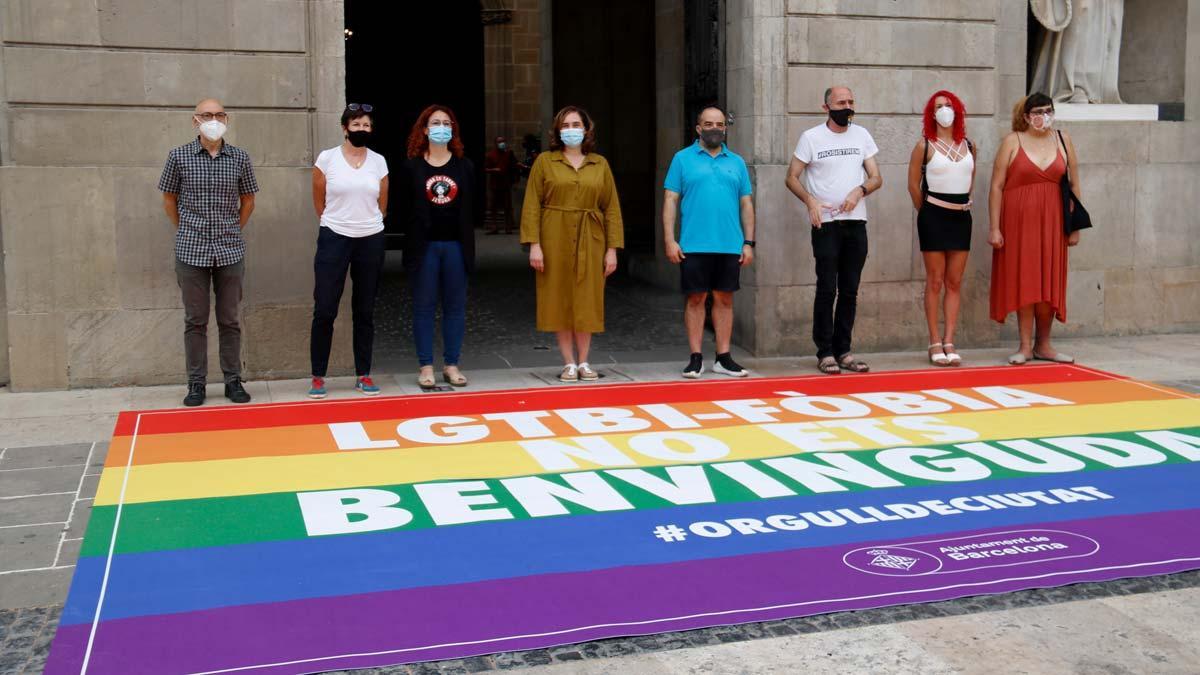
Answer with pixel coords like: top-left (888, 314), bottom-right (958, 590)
top-left (425, 175), bottom-right (458, 205)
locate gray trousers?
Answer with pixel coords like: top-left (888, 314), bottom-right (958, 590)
top-left (176, 259), bottom-right (244, 384)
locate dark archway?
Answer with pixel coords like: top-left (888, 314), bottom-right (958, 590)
top-left (345, 0), bottom-right (486, 249)
top-left (551, 1), bottom-right (657, 255)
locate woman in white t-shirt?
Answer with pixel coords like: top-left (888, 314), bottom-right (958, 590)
top-left (308, 104), bottom-right (389, 399)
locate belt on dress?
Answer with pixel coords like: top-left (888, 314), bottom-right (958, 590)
top-left (543, 205), bottom-right (605, 283)
top-left (926, 195), bottom-right (972, 211)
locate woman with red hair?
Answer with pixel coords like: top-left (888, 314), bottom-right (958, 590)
top-left (401, 104), bottom-right (476, 389)
top-left (907, 90), bottom-right (975, 366)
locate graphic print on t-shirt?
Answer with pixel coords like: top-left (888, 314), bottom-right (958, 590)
top-left (425, 175), bottom-right (459, 205)
top-left (815, 147), bottom-right (862, 159)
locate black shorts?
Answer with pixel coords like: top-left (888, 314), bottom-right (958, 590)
top-left (680, 253), bottom-right (741, 294)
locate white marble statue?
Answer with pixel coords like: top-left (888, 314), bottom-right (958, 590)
top-left (1030, 0), bottom-right (1125, 103)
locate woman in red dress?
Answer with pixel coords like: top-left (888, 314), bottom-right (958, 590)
top-left (988, 93), bottom-right (1083, 365)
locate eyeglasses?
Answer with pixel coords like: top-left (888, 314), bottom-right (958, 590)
top-left (195, 112), bottom-right (228, 122)
top-left (347, 103), bottom-right (374, 113)
top-left (428, 120), bottom-right (453, 127)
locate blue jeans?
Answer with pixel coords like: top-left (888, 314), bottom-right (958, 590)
top-left (411, 240), bottom-right (467, 366)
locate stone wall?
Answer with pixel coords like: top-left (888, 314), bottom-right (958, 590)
top-left (1, 0), bottom-right (1196, 390)
top-left (695, 0), bottom-right (1199, 358)
top-left (483, 0), bottom-right (543, 145)
top-left (1120, 0), bottom-right (1188, 104)
top-left (0, 0), bottom-right (349, 390)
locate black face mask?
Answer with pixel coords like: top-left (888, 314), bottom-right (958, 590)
top-left (700, 129), bottom-right (725, 148)
top-left (828, 108), bottom-right (855, 127)
top-left (347, 130), bottom-right (371, 147)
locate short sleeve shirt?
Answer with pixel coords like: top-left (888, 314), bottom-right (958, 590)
top-left (314, 146), bottom-right (388, 237)
top-left (793, 123), bottom-right (878, 222)
top-left (664, 141), bottom-right (753, 254)
top-left (158, 137), bottom-right (259, 267)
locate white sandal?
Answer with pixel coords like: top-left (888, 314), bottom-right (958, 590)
top-left (928, 343), bottom-right (950, 366)
top-left (942, 342), bottom-right (962, 367)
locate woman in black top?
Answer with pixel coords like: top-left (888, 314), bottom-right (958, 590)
top-left (402, 104), bottom-right (476, 389)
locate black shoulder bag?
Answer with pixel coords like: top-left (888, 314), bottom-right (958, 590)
top-left (1057, 130), bottom-right (1092, 235)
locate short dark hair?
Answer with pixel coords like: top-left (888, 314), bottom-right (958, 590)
top-left (340, 107), bottom-right (372, 128)
top-left (695, 105), bottom-right (727, 125)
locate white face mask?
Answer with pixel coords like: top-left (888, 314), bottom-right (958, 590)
top-left (1028, 112), bottom-right (1054, 131)
top-left (198, 119), bottom-right (227, 141)
top-left (934, 106), bottom-right (955, 128)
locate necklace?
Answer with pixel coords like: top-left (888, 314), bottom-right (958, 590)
top-left (344, 145), bottom-right (366, 169)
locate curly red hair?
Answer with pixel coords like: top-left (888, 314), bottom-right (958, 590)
top-left (406, 104), bottom-right (465, 159)
top-left (921, 90), bottom-right (967, 143)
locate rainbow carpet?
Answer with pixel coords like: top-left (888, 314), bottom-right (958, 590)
top-left (47, 364), bottom-right (1200, 674)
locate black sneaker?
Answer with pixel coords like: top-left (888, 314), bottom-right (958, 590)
top-left (682, 353), bottom-right (704, 379)
top-left (183, 381), bottom-right (206, 407)
top-left (224, 378), bottom-right (252, 404)
top-left (713, 352), bottom-right (749, 378)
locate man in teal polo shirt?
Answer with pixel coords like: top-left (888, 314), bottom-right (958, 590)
top-left (663, 105), bottom-right (756, 379)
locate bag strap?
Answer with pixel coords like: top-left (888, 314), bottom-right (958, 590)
top-left (920, 138), bottom-right (929, 195)
top-left (1056, 130), bottom-right (1076, 192)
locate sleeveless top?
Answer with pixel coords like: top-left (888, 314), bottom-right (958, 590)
top-left (925, 141), bottom-right (974, 194)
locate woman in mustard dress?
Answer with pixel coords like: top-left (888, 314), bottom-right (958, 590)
top-left (521, 106), bottom-right (624, 382)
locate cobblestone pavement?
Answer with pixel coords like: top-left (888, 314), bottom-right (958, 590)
top-left (2, 333), bottom-right (1199, 674)
top-left (374, 233), bottom-right (689, 373)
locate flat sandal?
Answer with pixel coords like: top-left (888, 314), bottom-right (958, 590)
top-left (837, 353), bottom-right (870, 373)
top-left (443, 365), bottom-right (468, 387)
top-left (417, 366), bottom-right (436, 390)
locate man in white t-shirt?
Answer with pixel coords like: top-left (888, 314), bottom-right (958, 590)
top-left (785, 85), bottom-right (882, 375)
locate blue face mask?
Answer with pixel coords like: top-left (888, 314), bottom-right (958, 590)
top-left (428, 125), bottom-right (452, 145)
top-left (560, 128), bottom-right (585, 148)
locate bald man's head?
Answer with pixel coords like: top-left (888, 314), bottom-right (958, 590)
top-left (823, 87), bottom-right (853, 108)
top-left (195, 98), bottom-right (224, 114)
top-left (192, 98), bottom-right (229, 140)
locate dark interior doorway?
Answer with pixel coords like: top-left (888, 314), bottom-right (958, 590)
top-left (344, 0), bottom-right (485, 249)
top-left (551, 0), bottom-right (656, 255)
top-left (345, 0), bottom-right (686, 373)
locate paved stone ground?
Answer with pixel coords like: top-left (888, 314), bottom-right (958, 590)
top-left (373, 234), bottom-right (690, 373)
top-left (2, 333), bottom-right (1199, 674)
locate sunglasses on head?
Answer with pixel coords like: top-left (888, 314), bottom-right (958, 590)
top-left (347, 103), bottom-right (374, 113)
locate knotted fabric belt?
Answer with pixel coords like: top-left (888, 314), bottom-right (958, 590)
top-left (543, 205), bottom-right (604, 283)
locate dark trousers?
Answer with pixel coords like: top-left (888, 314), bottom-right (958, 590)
top-left (176, 258), bottom-right (244, 385)
top-left (310, 227), bottom-right (386, 377)
top-left (411, 240), bottom-right (468, 366)
top-left (811, 220), bottom-right (868, 359)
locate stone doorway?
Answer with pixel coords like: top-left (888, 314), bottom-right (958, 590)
top-left (344, 0), bottom-right (686, 373)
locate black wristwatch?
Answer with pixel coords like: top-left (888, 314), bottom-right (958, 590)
top-left (743, 240), bottom-right (756, 248)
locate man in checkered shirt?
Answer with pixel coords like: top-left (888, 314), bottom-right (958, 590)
top-left (159, 98), bottom-right (259, 406)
